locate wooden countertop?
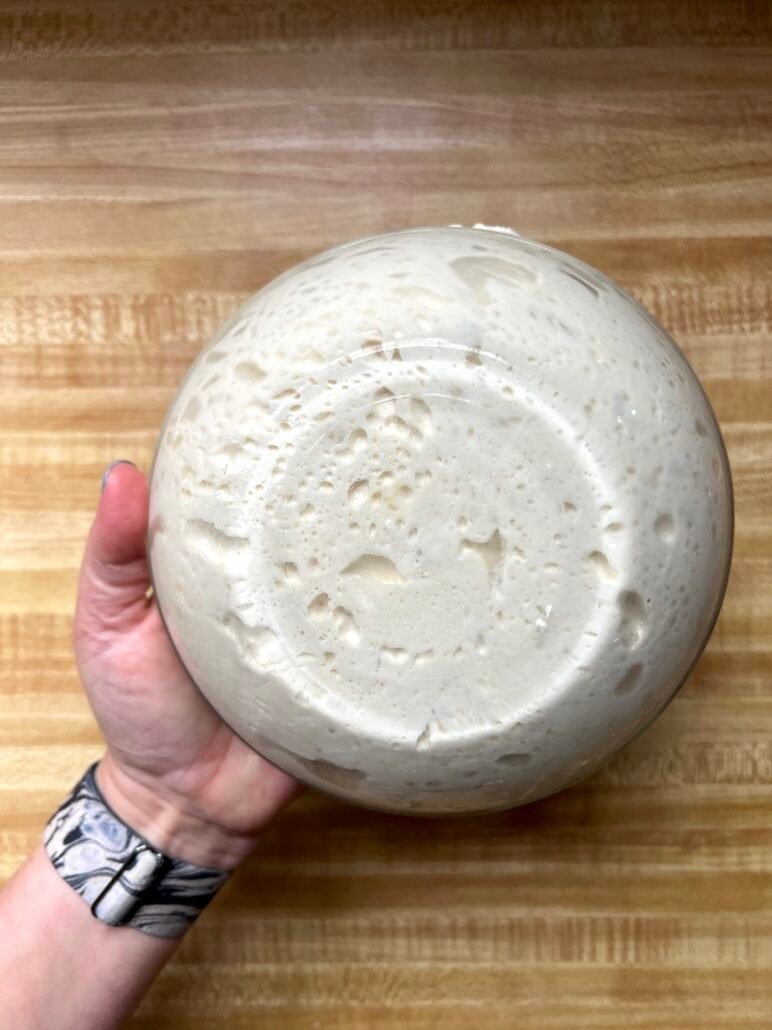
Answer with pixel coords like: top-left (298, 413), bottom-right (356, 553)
top-left (1, 3), bottom-right (770, 1027)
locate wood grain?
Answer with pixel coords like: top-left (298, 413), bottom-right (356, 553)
top-left (1, 2), bottom-right (770, 1027)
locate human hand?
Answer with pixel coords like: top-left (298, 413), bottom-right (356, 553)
top-left (73, 460), bottom-right (301, 870)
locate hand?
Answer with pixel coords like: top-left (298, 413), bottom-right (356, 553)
top-left (73, 460), bottom-right (301, 870)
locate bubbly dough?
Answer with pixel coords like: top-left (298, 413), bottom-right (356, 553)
top-left (149, 227), bottom-right (733, 814)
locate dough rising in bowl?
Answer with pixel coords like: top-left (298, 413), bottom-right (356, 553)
top-left (148, 227), bottom-right (733, 815)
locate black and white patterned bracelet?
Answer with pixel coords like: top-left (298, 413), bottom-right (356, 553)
top-left (43, 763), bottom-right (231, 939)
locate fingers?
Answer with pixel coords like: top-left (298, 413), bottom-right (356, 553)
top-left (75, 461), bottom-right (151, 642)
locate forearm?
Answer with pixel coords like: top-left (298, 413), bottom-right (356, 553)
top-left (0, 843), bottom-right (178, 1030)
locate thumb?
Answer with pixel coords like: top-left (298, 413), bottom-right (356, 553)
top-left (75, 460), bottom-right (151, 649)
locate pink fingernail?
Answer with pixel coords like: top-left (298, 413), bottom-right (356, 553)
top-left (101, 459), bottom-right (136, 492)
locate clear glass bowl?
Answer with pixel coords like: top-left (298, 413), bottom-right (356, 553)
top-left (148, 227), bottom-right (733, 815)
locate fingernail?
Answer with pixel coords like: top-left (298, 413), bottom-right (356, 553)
top-left (101, 459), bottom-right (136, 493)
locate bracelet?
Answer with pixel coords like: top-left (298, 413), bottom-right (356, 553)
top-left (43, 763), bottom-right (231, 939)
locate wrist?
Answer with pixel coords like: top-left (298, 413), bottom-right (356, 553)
top-left (96, 753), bottom-right (259, 871)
